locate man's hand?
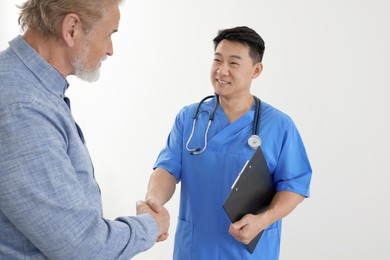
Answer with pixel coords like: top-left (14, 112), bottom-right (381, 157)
top-left (228, 213), bottom-right (267, 244)
top-left (136, 200), bottom-right (170, 242)
top-left (144, 196), bottom-right (170, 242)
top-left (229, 191), bottom-right (305, 244)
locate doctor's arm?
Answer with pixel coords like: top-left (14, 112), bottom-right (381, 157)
top-left (145, 168), bottom-right (177, 241)
top-left (229, 190), bottom-right (304, 244)
top-left (145, 168), bottom-right (177, 206)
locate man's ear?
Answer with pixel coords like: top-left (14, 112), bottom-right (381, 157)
top-left (252, 63), bottom-right (263, 79)
top-left (61, 13), bottom-right (82, 47)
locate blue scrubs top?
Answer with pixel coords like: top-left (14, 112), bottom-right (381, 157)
top-left (154, 97), bottom-right (312, 260)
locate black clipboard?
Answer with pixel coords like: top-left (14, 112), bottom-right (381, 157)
top-left (223, 147), bottom-right (276, 253)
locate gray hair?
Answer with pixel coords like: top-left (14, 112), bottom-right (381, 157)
top-left (18, 0), bottom-right (123, 37)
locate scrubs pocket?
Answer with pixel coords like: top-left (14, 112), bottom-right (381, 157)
top-left (174, 218), bottom-right (193, 260)
top-left (245, 225), bottom-right (280, 260)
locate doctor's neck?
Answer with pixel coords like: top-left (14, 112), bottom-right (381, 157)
top-left (219, 94), bottom-right (255, 123)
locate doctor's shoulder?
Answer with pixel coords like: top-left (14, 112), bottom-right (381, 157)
top-left (176, 99), bottom-right (213, 122)
top-left (173, 102), bottom-right (198, 127)
top-left (260, 101), bottom-right (300, 133)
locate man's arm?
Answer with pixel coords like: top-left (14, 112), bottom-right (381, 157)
top-left (0, 103), bottom-right (160, 259)
top-left (145, 168), bottom-right (177, 206)
top-left (229, 191), bottom-right (304, 244)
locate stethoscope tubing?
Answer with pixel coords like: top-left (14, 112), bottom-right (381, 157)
top-left (186, 94), bottom-right (261, 155)
top-left (253, 97), bottom-right (260, 135)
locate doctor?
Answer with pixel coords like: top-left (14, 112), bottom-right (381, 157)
top-left (145, 26), bottom-right (312, 259)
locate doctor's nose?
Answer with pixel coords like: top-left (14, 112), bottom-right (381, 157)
top-left (217, 63), bottom-right (229, 76)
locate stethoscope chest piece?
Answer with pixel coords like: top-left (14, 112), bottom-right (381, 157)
top-left (248, 135), bottom-right (262, 150)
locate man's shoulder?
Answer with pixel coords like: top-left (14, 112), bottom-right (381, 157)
top-left (0, 66), bottom-right (40, 108)
top-left (261, 101), bottom-right (292, 121)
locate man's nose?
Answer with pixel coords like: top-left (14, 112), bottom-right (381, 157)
top-left (106, 39), bottom-right (113, 56)
top-left (217, 62), bottom-right (229, 75)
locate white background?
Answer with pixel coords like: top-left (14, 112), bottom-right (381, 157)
top-left (1, 1), bottom-right (390, 259)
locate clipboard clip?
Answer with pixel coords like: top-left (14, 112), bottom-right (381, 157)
top-left (231, 160), bottom-right (250, 190)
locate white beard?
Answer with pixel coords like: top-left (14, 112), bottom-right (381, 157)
top-left (72, 41), bottom-right (106, 82)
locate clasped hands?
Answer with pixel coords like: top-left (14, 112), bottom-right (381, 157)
top-left (136, 197), bottom-right (170, 242)
top-left (228, 213), bottom-right (269, 245)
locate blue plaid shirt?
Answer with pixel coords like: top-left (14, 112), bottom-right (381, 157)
top-left (0, 36), bottom-right (157, 259)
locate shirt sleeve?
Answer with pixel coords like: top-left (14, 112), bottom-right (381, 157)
top-left (273, 117), bottom-right (312, 198)
top-left (153, 107), bottom-right (188, 182)
top-left (0, 102), bottom-right (158, 259)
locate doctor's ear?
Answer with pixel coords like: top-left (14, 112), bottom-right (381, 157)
top-left (252, 63), bottom-right (263, 79)
top-left (61, 13), bottom-right (83, 47)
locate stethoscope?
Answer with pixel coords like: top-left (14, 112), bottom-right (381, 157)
top-left (186, 94), bottom-right (262, 155)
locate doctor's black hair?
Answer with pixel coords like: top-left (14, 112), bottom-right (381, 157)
top-left (213, 26), bottom-right (265, 63)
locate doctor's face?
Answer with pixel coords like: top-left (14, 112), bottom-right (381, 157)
top-left (72, 3), bottom-right (120, 82)
top-left (210, 40), bottom-right (262, 99)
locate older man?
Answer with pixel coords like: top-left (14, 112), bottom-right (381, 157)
top-left (0, 0), bottom-right (169, 259)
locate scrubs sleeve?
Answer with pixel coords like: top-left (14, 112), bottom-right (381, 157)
top-left (273, 118), bottom-right (312, 197)
top-left (153, 106), bottom-right (189, 182)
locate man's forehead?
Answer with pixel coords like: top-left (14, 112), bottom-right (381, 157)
top-left (215, 41), bottom-right (250, 57)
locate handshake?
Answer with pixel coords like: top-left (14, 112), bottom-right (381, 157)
top-left (136, 197), bottom-right (170, 242)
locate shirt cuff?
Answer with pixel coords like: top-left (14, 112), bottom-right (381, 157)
top-left (137, 213), bottom-right (159, 251)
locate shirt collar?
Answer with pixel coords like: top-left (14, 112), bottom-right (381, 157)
top-left (9, 35), bottom-right (69, 98)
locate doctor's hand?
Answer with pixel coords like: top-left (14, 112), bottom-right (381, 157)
top-left (136, 200), bottom-right (170, 242)
top-left (228, 213), bottom-right (269, 245)
top-left (144, 196), bottom-right (171, 242)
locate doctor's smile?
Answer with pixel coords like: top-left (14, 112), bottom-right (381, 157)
top-left (216, 79), bottom-right (231, 84)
